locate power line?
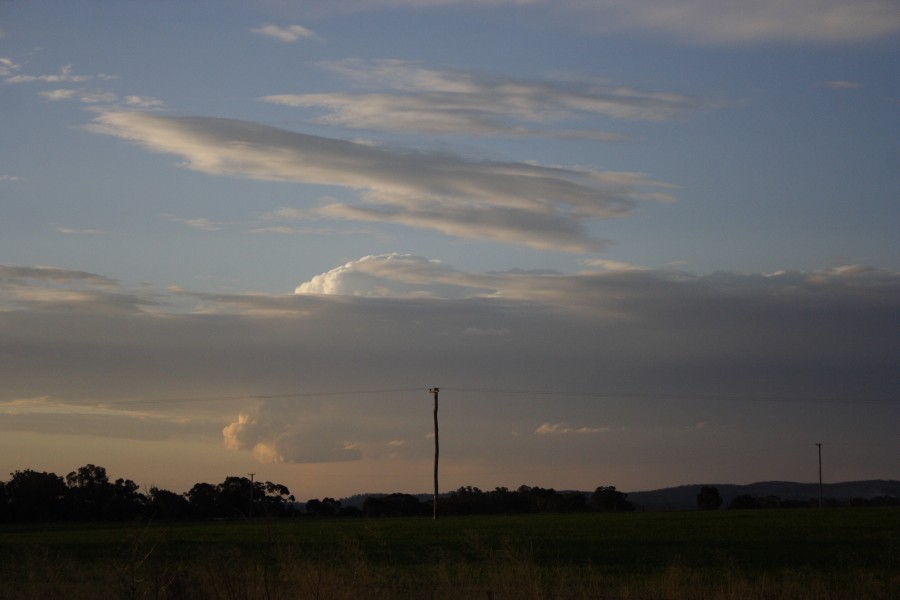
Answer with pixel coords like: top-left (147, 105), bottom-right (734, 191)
top-left (1, 385), bottom-right (894, 410)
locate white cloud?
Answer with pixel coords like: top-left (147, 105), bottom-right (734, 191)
top-left (0, 57), bottom-right (20, 76)
top-left (295, 254), bottom-right (495, 298)
top-left (250, 24), bottom-right (317, 42)
top-left (56, 227), bottom-right (104, 235)
top-left (123, 95), bottom-right (165, 108)
top-left (34, 86), bottom-right (164, 110)
top-left (4, 63), bottom-right (111, 84)
top-left (535, 423), bottom-right (610, 435)
top-left (262, 59), bottom-right (707, 138)
top-left (89, 112), bottom-right (673, 251)
top-left (163, 214), bottom-right (226, 231)
top-left (39, 89), bottom-right (77, 101)
top-left (0, 175), bottom-right (21, 182)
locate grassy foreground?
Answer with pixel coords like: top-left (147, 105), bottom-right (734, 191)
top-left (0, 507), bottom-right (897, 599)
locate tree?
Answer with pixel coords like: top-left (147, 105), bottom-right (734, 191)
top-left (186, 482), bottom-right (218, 519)
top-left (66, 464), bottom-right (113, 520)
top-left (148, 487), bottom-right (191, 519)
top-left (306, 497), bottom-right (341, 517)
top-left (696, 486), bottom-right (723, 510)
top-left (727, 494), bottom-right (759, 510)
top-left (4, 470), bottom-right (67, 521)
top-left (590, 486), bottom-right (634, 512)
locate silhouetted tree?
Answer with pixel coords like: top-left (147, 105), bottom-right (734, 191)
top-left (590, 486), bottom-right (634, 512)
top-left (306, 497), bottom-right (341, 517)
top-left (148, 487), bottom-right (192, 519)
top-left (363, 493), bottom-right (423, 517)
top-left (696, 486), bottom-right (723, 510)
top-left (66, 464), bottom-right (113, 519)
top-left (5, 470), bottom-right (67, 521)
top-left (186, 482), bottom-right (218, 518)
top-left (728, 494), bottom-right (759, 509)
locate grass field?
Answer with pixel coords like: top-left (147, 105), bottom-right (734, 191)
top-left (1, 507), bottom-right (897, 599)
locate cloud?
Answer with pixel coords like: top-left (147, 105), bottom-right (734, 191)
top-left (261, 59), bottom-right (707, 138)
top-left (41, 87), bottom-right (165, 109)
top-left (0, 57), bottom-right (20, 77)
top-left (39, 89), bottom-right (78, 101)
top-left (0, 265), bottom-right (119, 287)
top-left (56, 227), bottom-right (104, 235)
top-left (535, 423), bottom-right (610, 435)
top-left (0, 396), bottom-right (215, 441)
top-left (1, 260), bottom-right (898, 472)
top-left (295, 254), bottom-right (497, 299)
top-left (222, 400), bottom-right (367, 463)
top-left (253, 1), bottom-right (900, 43)
top-left (0, 265), bottom-right (165, 314)
top-left (163, 214), bottom-right (226, 231)
top-left (4, 63), bottom-right (114, 84)
top-left (0, 175), bottom-right (21, 182)
top-left (88, 112), bottom-right (674, 251)
top-left (589, 0), bottom-right (900, 44)
top-left (250, 24), bottom-right (317, 42)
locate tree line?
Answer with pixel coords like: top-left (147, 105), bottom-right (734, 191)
top-left (0, 464), bottom-right (640, 522)
top-left (0, 465), bottom-right (295, 522)
top-left (3, 466), bottom-right (893, 523)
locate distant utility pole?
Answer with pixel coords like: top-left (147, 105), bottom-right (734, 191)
top-left (430, 387), bottom-right (439, 520)
top-left (248, 472), bottom-right (255, 519)
top-left (815, 443), bottom-right (823, 508)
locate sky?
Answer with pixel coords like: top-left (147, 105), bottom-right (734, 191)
top-left (1, 0), bottom-right (898, 501)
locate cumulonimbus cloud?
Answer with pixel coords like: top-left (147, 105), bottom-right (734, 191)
top-left (88, 111), bottom-right (675, 251)
top-left (223, 403), bottom-right (362, 464)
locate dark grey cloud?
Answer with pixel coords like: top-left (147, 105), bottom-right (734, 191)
top-left (1, 260), bottom-right (897, 479)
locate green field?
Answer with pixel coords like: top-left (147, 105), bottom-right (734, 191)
top-left (1, 508), bottom-right (897, 599)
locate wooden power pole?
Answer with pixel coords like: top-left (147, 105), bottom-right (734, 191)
top-left (816, 443), bottom-right (823, 508)
top-left (430, 387), bottom-right (439, 520)
top-left (248, 472), bottom-right (255, 519)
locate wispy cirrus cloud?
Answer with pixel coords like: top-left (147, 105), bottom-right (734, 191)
top-left (535, 423), bottom-right (611, 435)
top-left (163, 214), bottom-right (227, 231)
top-left (88, 112), bottom-right (674, 251)
top-left (56, 227), bottom-right (104, 235)
top-left (262, 59), bottom-right (707, 138)
top-left (39, 87), bottom-right (164, 109)
top-left (0, 265), bottom-right (165, 314)
top-left (4, 63), bottom-right (115, 84)
top-left (250, 24), bottom-right (317, 42)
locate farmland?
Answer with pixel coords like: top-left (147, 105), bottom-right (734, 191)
top-left (0, 507), bottom-right (897, 599)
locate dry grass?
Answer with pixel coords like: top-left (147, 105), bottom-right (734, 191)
top-left (1, 509), bottom-right (897, 599)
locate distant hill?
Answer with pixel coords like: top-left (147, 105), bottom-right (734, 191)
top-left (337, 480), bottom-right (900, 512)
top-left (625, 480), bottom-right (900, 511)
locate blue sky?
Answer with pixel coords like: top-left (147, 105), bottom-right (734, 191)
top-left (1, 1), bottom-right (898, 499)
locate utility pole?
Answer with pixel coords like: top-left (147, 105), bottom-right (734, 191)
top-left (430, 387), bottom-right (439, 520)
top-left (815, 443), bottom-right (823, 508)
top-left (248, 472), bottom-right (255, 519)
